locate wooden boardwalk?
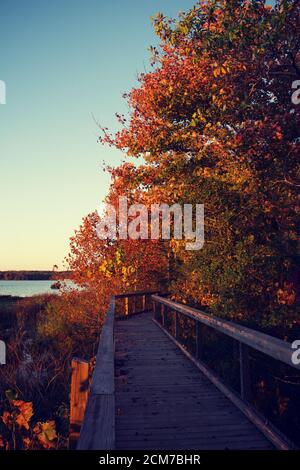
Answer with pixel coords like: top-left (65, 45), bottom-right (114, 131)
top-left (115, 313), bottom-right (273, 450)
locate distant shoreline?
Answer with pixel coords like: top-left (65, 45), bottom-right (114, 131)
top-left (0, 271), bottom-right (70, 281)
top-left (0, 294), bottom-right (23, 302)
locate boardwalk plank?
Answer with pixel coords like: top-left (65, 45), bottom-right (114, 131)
top-left (115, 313), bottom-right (273, 450)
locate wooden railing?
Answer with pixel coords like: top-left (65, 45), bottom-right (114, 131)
top-left (152, 294), bottom-right (300, 450)
top-left (77, 297), bottom-right (115, 450)
top-left (76, 290), bottom-right (299, 450)
top-left (115, 291), bottom-right (159, 318)
top-left (77, 291), bottom-right (156, 450)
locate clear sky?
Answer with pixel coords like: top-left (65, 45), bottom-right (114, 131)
top-left (0, 0), bottom-right (276, 271)
top-left (0, 0), bottom-right (198, 270)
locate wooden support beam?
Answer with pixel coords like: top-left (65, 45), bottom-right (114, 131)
top-left (174, 311), bottom-right (179, 340)
top-left (195, 321), bottom-right (202, 360)
top-left (152, 300), bottom-right (156, 319)
top-left (69, 358), bottom-right (90, 449)
top-left (239, 343), bottom-right (252, 403)
top-left (125, 297), bottom-right (129, 316)
top-left (142, 294), bottom-right (146, 312)
top-left (161, 304), bottom-right (165, 326)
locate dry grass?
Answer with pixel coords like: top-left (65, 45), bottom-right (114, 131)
top-left (0, 292), bottom-right (101, 449)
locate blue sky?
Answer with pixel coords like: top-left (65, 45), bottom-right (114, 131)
top-left (0, 0), bottom-right (276, 270)
top-left (0, 0), bottom-right (198, 270)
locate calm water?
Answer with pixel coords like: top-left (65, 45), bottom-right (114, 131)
top-left (0, 280), bottom-right (60, 298)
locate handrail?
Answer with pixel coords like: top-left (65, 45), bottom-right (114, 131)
top-left (115, 290), bottom-right (159, 299)
top-left (115, 290), bottom-right (159, 318)
top-left (77, 297), bottom-right (115, 450)
top-left (152, 294), bottom-right (299, 450)
top-left (77, 291), bottom-right (299, 450)
top-left (77, 291), bottom-right (157, 449)
top-left (152, 295), bottom-right (300, 370)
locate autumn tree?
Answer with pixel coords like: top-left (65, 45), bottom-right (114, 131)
top-left (67, 163), bottom-right (169, 317)
top-left (96, 0), bottom-right (300, 332)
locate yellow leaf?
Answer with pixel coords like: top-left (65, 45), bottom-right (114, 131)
top-left (34, 421), bottom-right (57, 449)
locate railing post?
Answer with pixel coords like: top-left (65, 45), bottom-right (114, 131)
top-left (125, 297), bottom-right (129, 316)
top-left (161, 304), bottom-right (165, 326)
top-left (69, 358), bottom-right (90, 449)
top-left (142, 294), bottom-right (146, 312)
top-left (174, 311), bottom-right (179, 340)
top-left (239, 343), bottom-right (252, 403)
top-left (195, 321), bottom-right (202, 360)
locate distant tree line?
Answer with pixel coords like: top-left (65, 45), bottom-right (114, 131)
top-left (0, 271), bottom-right (70, 281)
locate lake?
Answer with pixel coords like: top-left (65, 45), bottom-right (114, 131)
top-left (0, 280), bottom-right (60, 298)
